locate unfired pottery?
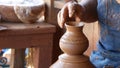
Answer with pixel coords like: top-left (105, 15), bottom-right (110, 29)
top-left (50, 21), bottom-right (94, 68)
top-left (60, 22), bottom-right (88, 55)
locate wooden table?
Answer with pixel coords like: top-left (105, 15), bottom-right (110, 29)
top-left (0, 22), bottom-right (56, 68)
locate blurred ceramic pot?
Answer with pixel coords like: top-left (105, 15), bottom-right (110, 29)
top-left (0, 1), bottom-right (45, 23)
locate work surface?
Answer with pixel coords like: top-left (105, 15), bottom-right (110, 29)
top-left (0, 22), bottom-right (56, 48)
top-left (0, 22), bottom-right (56, 35)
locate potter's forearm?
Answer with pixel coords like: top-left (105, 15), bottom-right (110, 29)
top-left (79, 0), bottom-right (98, 22)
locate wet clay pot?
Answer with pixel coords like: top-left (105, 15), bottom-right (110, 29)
top-left (59, 22), bottom-right (88, 55)
top-left (50, 22), bottom-right (94, 68)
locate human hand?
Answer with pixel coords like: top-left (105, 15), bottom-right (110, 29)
top-left (57, 1), bottom-right (85, 28)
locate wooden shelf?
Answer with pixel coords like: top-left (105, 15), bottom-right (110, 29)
top-left (0, 22), bottom-right (56, 48)
top-left (0, 22), bottom-right (56, 36)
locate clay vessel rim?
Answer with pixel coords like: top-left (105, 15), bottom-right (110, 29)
top-left (65, 21), bottom-right (84, 27)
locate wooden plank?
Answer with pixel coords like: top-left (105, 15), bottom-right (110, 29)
top-left (0, 22), bottom-right (56, 35)
top-left (33, 45), bottom-right (53, 68)
top-left (44, 0), bottom-right (54, 23)
top-left (0, 33), bottom-right (53, 48)
top-left (10, 49), bottom-right (25, 68)
top-left (0, 22), bottom-right (56, 48)
top-left (54, 1), bottom-right (65, 9)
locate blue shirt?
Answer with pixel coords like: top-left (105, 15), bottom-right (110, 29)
top-left (98, 0), bottom-right (120, 52)
top-left (90, 0), bottom-right (120, 67)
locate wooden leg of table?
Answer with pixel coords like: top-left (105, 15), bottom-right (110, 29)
top-left (10, 48), bottom-right (25, 68)
top-left (33, 46), bottom-right (52, 68)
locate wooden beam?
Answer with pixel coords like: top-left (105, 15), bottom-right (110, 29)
top-left (44, 0), bottom-right (54, 23)
top-left (10, 49), bottom-right (25, 68)
top-left (54, 1), bottom-right (65, 9)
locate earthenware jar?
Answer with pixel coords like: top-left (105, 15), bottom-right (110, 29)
top-left (60, 21), bottom-right (88, 55)
top-left (50, 21), bottom-right (94, 68)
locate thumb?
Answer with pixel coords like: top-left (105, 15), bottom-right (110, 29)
top-left (57, 11), bottom-right (65, 28)
top-left (75, 15), bottom-right (81, 22)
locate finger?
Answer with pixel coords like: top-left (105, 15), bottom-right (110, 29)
top-left (68, 3), bottom-right (74, 17)
top-left (57, 11), bottom-right (67, 28)
top-left (68, 2), bottom-right (77, 18)
top-left (75, 5), bottom-right (85, 22)
top-left (59, 6), bottom-right (68, 28)
top-left (57, 11), bottom-right (61, 27)
top-left (75, 15), bottom-right (81, 22)
top-left (57, 11), bottom-right (64, 28)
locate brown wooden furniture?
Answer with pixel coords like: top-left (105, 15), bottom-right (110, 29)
top-left (0, 22), bottom-right (56, 68)
top-left (0, 0), bottom-right (58, 68)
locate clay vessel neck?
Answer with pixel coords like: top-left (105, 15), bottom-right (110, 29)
top-left (65, 22), bottom-right (84, 33)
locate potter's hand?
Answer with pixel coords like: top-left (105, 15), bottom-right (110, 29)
top-left (57, 1), bottom-right (85, 28)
